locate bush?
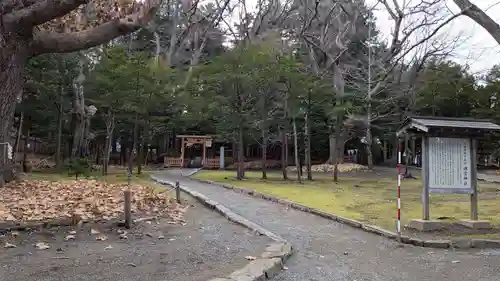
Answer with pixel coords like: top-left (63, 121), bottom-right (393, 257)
top-left (65, 157), bottom-right (93, 179)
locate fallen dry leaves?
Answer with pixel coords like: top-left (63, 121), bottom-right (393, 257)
top-left (35, 242), bottom-right (50, 250)
top-left (4, 242), bottom-right (16, 248)
top-left (0, 179), bottom-right (187, 225)
top-left (96, 234), bottom-right (108, 241)
top-left (64, 235), bottom-right (76, 241)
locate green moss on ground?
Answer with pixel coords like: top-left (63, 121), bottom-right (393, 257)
top-left (192, 170), bottom-right (500, 237)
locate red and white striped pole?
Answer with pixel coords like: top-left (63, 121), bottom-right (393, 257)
top-left (397, 141), bottom-right (402, 241)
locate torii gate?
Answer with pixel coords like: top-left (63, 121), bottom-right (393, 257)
top-left (177, 135), bottom-right (212, 167)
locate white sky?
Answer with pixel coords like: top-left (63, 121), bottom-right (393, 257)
top-left (225, 0), bottom-right (500, 76)
top-left (369, 0), bottom-right (500, 76)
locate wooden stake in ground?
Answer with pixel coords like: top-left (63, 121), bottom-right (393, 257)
top-left (124, 190), bottom-right (132, 229)
top-left (124, 166), bottom-right (133, 228)
top-left (175, 180), bottom-right (181, 204)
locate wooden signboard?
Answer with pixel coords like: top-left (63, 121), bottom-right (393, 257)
top-left (428, 137), bottom-right (472, 193)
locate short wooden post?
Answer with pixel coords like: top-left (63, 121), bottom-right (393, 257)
top-left (124, 190), bottom-right (132, 229)
top-left (175, 180), bottom-right (181, 204)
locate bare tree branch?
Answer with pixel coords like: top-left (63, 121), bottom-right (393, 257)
top-left (4, 0), bottom-right (88, 27)
top-left (1, 0), bottom-right (38, 15)
top-left (32, 0), bottom-right (160, 55)
top-left (453, 0), bottom-right (500, 45)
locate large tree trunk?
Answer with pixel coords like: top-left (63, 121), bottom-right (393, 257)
top-left (237, 125), bottom-right (245, 180)
top-left (137, 122), bottom-right (149, 175)
top-left (22, 127), bottom-right (30, 173)
top-left (120, 137), bottom-right (127, 165)
top-left (55, 105), bottom-right (64, 168)
top-left (327, 133), bottom-right (336, 164)
top-left (261, 126), bottom-right (267, 180)
top-left (231, 140), bottom-right (237, 166)
top-left (365, 91), bottom-right (374, 169)
top-left (281, 95), bottom-right (288, 180)
top-left (55, 85), bottom-right (64, 169)
top-left (365, 125), bottom-right (374, 170)
top-left (280, 128), bottom-right (288, 180)
top-left (13, 110), bottom-right (24, 164)
top-left (292, 117), bottom-right (301, 183)
top-left (95, 142), bottom-right (101, 165)
top-left (0, 40), bottom-right (28, 187)
top-left (55, 59), bottom-right (66, 168)
top-left (81, 110), bottom-right (92, 157)
top-left (332, 62), bottom-right (345, 181)
top-left (333, 119), bottom-right (341, 182)
top-left (103, 135), bottom-right (110, 175)
top-left (391, 135), bottom-right (398, 167)
top-left (411, 137), bottom-right (416, 165)
top-left (160, 132), bottom-right (168, 157)
top-left (71, 57), bottom-right (86, 158)
top-left (382, 139), bottom-right (388, 163)
top-left (304, 112), bottom-right (312, 180)
top-left (137, 141), bottom-right (143, 175)
top-left (103, 112), bottom-right (115, 175)
top-left (260, 94), bottom-right (268, 180)
top-left (136, 125), bottom-right (142, 175)
top-left (127, 114), bottom-right (139, 184)
top-left (404, 134), bottom-right (410, 174)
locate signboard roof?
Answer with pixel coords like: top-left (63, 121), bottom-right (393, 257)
top-left (397, 116), bottom-right (500, 136)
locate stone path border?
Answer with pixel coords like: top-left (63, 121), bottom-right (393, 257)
top-left (151, 174), bottom-right (293, 281)
top-left (186, 175), bottom-right (500, 250)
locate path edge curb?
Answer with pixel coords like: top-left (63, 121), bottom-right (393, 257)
top-left (188, 176), bottom-right (500, 250)
top-left (151, 174), bottom-right (293, 281)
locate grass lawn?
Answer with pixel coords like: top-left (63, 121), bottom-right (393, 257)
top-left (192, 170), bottom-right (500, 237)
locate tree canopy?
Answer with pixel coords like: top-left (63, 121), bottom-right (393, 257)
top-left (4, 0), bottom-right (500, 183)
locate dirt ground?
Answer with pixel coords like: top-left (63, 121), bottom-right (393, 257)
top-left (0, 196), bottom-right (272, 281)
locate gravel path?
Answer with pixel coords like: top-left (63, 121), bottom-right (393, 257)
top-left (0, 195), bottom-right (271, 281)
top-left (157, 169), bottom-right (500, 281)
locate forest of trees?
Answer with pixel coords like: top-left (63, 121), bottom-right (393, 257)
top-left (1, 0), bottom-right (500, 184)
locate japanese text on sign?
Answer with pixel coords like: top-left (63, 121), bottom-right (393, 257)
top-left (428, 137), bottom-right (471, 190)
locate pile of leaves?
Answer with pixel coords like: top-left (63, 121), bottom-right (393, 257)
top-left (0, 179), bottom-right (185, 224)
top-left (288, 163), bottom-right (368, 173)
top-left (25, 154), bottom-right (56, 169)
